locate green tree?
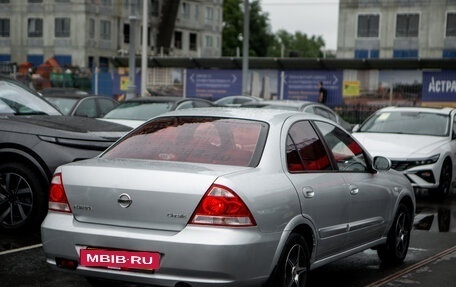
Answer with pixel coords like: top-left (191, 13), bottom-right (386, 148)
top-left (222, 0), bottom-right (274, 57)
top-left (268, 30), bottom-right (326, 58)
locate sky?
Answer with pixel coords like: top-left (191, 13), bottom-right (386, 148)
top-left (261, 1), bottom-right (340, 51)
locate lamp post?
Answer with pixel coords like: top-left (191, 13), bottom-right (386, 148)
top-left (127, 0), bottom-right (138, 99)
top-left (242, 0), bottom-right (249, 96)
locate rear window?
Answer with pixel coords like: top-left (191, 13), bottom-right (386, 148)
top-left (102, 117), bottom-right (268, 167)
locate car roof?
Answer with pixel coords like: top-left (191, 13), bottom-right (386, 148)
top-left (155, 106), bottom-right (326, 124)
top-left (41, 87), bottom-right (89, 95)
top-left (378, 106), bottom-right (455, 115)
top-left (121, 96), bottom-right (212, 103)
top-left (43, 93), bottom-right (96, 99)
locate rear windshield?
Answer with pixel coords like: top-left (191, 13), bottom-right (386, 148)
top-left (102, 116), bottom-right (268, 167)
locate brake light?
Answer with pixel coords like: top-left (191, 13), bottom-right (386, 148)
top-left (190, 184), bottom-right (256, 227)
top-left (48, 173), bottom-right (72, 213)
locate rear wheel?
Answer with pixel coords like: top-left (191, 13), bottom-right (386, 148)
top-left (268, 233), bottom-right (309, 287)
top-left (0, 162), bottom-right (48, 232)
top-left (433, 159), bottom-right (452, 199)
top-left (377, 203), bottom-right (412, 266)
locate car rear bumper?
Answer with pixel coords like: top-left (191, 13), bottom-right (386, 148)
top-left (41, 212), bottom-right (280, 287)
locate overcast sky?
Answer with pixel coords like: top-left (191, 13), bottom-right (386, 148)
top-left (261, 1), bottom-right (340, 50)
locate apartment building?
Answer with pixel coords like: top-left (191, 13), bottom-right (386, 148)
top-left (0, 0), bottom-right (223, 70)
top-left (337, 0), bottom-right (456, 59)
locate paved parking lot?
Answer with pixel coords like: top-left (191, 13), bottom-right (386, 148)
top-left (1, 192), bottom-right (456, 287)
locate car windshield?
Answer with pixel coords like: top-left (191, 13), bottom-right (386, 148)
top-left (45, 97), bottom-right (78, 115)
top-left (102, 116), bottom-right (268, 167)
top-left (359, 111), bottom-right (450, 136)
top-left (0, 81), bottom-right (61, 115)
top-left (103, 101), bottom-right (174, 120)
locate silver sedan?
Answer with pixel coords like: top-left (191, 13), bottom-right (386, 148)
top-left (41, 108), bottom-right (415, 287)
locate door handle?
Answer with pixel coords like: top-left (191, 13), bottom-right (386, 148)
top-left (349, 184), bottom-right (359, 195)
top-left (302, 187), bottom-right (314, 198)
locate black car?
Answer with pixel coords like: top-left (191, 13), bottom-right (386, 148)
top-left (0, 76), bottom-right (132, 232)
top-left (101, 96), bottom-right (215, 128)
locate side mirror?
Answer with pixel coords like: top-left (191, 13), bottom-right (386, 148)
top-left (373, 156), bottom-right (391, 171)
top-left (352, 124), bottom-right (360, 132)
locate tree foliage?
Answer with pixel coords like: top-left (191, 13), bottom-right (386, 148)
top-left (268, 30), bottom-right (326, 58)
top-left (222, 0), bottom-right (274, 57)
top-left (222, 0), bottom-right (326, 58)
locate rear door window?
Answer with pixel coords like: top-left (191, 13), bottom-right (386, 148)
top-left (102, 117), bottom-right (268, 167)
top-left (286, 121), bottom-right (332, 172)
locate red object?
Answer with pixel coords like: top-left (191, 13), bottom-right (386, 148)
top-left (80, 249), bottom-right (160, 270)
top-left (190, 184), bottom-right (256, 227)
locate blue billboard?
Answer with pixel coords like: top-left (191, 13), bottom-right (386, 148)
top-left (281, 70), bottom-right (343, 105)
top-left (186, 69), bottom-right (242, 100)
top-left (423, 71), bottom-right (456, 102)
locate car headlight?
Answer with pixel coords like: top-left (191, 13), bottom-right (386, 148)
top-left (413, 154), bottom-right (440, 166)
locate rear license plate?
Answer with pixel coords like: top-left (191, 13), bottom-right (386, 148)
top-left (80, 249), bottom-right (160, 270)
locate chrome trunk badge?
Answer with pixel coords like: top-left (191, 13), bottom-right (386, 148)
top-left (118, 193), bottom-right (132, 208)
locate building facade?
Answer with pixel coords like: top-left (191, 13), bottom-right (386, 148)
top-left (337, 0), bottom-right (456, 59)
top-left (0, 0), bottom-right (223, 70)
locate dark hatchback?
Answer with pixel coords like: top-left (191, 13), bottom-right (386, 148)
top-left (0, 76), bottom-right (132, 232)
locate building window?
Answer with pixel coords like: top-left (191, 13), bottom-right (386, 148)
top-left (446, 13), bottom-right (456, 37)
top-left (0, 0), bottom-right (10, 3)
top-left (396, 13), bottom-right (419, 37)
top-left (123, 23), bottom-right (130, 43)
top-left (215, 8), bottom-right (221, 22)
top-left (55, 18), bottom-right (70, 38)
top-left (28, 0), bottom-right (42, 3)
top-left (205, 7), bottom-right (213, 22)
top-left (205, 35), bottom-right (212, 48)
top-left (28, 18), bottom-right (43, 37)
top-left (182, 2), bottom-right (190, 19)
top-left (443, 49), bottom-right (456, 58)
top-left (150, 0), bottom-right (159, 17)
top-left (100, 20), bottom-right (111, 40)
top-left (357, 14), bottom-right (379, 38)
top-left (354, 49), bottom-right (379, 59)
top-left (190, 33), bottom-right (197, 51)
top-left (55, 0), bottom-right (70, 2)
top-left (0, 18), bottom-right (9, 37)
top-left (174, 31), bottom-right (182, 49)
top-left (194, 4), bottom-right (199, 20)
top-left (89, 18), bottom-right (95, 39)
top-left (393, 49), bottom-right (418, 58)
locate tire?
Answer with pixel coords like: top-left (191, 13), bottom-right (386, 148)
top-left (377, 204), bottom-right (412, 266)
top-left (0, 162), bottom-right (48, 233)
top-left (267, 233), bottom-right (309, 287)
top-left (433, 159), bottom-right (452, 199)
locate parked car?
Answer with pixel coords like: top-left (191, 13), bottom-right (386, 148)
top-left (352, 106), bottom-right (456, 198)
top-left (214, 95), bottom-right (263, 107)
top-left (40, 87), bottom-right (89, 95)
top-left (43, 92), bottom-right (119, 118)
top-left (0, 76), bottom-right (132, 232)
top-left (241, 100), bottom-right (354, 131)
top-left (101, 96), bottom-right (215, 128)
top-left (42, 107), bottom-right (415, 287)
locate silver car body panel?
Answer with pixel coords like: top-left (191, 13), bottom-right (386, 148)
top-left (41, 108), bottom-right (415, 287)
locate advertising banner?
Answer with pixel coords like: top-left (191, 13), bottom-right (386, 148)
top-left (186, 69), bottom-right (242, 100)
top-left (423, 71), bottom-right (456, 102)
top-left (282, 70), bottom-right (343, 105)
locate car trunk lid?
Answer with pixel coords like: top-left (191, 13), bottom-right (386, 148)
top-left (60, 158), bottom-right (249, 232)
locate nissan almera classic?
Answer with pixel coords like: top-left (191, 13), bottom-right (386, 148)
top-left (41, 108), bottom-right (415, 287)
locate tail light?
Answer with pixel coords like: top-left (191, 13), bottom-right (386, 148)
top-left (48, 173), bottom-right (72, 213)
top-left (190, 184), bottom-right (256, 227)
